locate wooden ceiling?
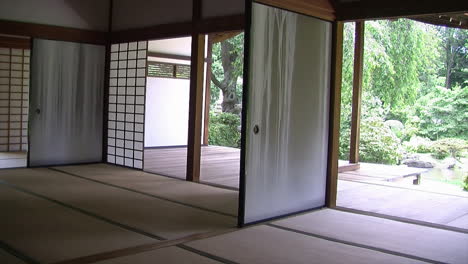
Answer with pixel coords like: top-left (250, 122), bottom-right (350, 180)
top-left (256, 0), bottom-right (336, 21)
top-left (253, 0), bottom-right (467, 28)
top-left (412, 13), bottom-right (468, 29)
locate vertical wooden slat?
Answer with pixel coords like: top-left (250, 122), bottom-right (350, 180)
top-left (102, 0), bottom-right (113, 163)
top-left (19, 49), bottom-right (24, 150)
top-left (202, 36), bottom-right (213, 146)
top-left (326, 21), bottom-right (344, 208)
top-left (186, 0), bottom-right (205, 182)
top-left (7, 48), bottom-right (11, 152)
top-left (349, 21), bottom-right (365, 164)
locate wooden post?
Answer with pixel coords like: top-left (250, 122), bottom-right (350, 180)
top-left (186, 34), bottom-right (205, 182)
top-left (349, 21), bottom-right (365, 164)
top-left (202, 36), bottom-right (213, 146)
top-left (186, 0), bottom-right (204, 182)
top-left (326, 22), bottom-right (344, 208)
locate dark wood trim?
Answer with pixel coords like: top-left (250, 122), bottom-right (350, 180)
top-left (196, 14), bottom-right (245, 34)
top-left (111, 21), bottom-right (193, 43)
top-left (238, 0), bottom-right (252, 227)
top-left (203, 37), bottom-right (213, 145)
top-left (147, 52), bottom-right (191, 61)
top-left (325, 21), bottom-right (343, 208)
top-left (349, 21), bottom-right (364, 164)
top-left (186, 0), bottom-right (204, 182)
top-left (52, 229), bottom-right (237, 264)
top-left (335, 0), bottom-right (468, 21)
top-left (26, 38), bottom-right (33, 168)
top-left (110, 15), bottom-right (245, 44)
top-left (0, 19), bottom-right (107, 45)
top-left (255, 0), bottom-right (336, 21)
top-left (0, 36), bottom-right (30, 49)
top-left (102, 0), bottom-right (113, 163)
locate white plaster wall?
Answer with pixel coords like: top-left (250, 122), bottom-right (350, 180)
top-left (144, 77), bottom-right (189, 147)
top-left (202, 0), bottom-right (244, 18)
top-left (0, 0), bottom-right (109, 31)
top-left (112, 0), bottom-right (192, 31)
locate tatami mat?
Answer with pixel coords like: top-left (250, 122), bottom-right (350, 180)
top-left (0, 168), bottom-right (235, 240)
top-left (0, 249), bottom-right (27, 264)
top-left (55, 163), bottom-right (238, 216)
top-left (185, 225), bottom-right (423, 264)
top-left (0, 184), bottom-right (155, 263)
top-left (273, 209), bottom-right (468, 264)
top-left (94, 246), bottom-right (222, 264)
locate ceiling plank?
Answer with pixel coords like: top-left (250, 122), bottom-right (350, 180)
top-left (256, 0), bottom-right (336, 21)
top-left (335, 0), bottom-right (468, 21)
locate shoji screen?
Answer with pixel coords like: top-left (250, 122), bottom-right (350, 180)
top-left (107, 41), bottom-right (147, 169)
top-left (0, 47), bottom-right (29, 152)
top-left (29, 39), bottom-right (104, 166)
top-left (241, 3), bottom-right (331, 225)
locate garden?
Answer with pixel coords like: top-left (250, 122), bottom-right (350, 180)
top-left (206, 21), bottom-right (468, 191)
top-left (339, 20), bottom-right (468, 191)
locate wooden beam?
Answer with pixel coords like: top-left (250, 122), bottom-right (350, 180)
top-left (147, 52), bottom-right (191, 61)
top-left (211, 31), bottom-right (243, 43)
top-left (202, 37), bottom-right (213, 146)
top-left (326, 21), bottom-right (344, 208)
top-left (0, 19), bottom-right (107, 45)
top-left (0, 35), bottom-right (30, 49)
top-left (111, 21), bottom-right (193, 43)
top-left (186, 0), bottom-right (205, 182)
top-left (111, 14), bottom-right (245, 44)
top-left (349, 21), bottom-right (364, 164)
top-left (255, 0), bottom-right (336, 21)
top-left (196, 14), bottom-right (245, 34)
top-left (335, 0), bottom-right (468, 21)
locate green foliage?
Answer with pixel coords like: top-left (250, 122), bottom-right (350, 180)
top-left (339, 20), bottom-right (468, 165)
top-left (362, 19), bottom-right (440, 112)
top-left (429, 138), bottom-right (468, 160)
top-left (340, 92), bottom-right (402, 164)
top-left (411, 86), bottom-right (468, 140)
top-left (359, 116), bottom-right (402, 165)
top-left (403, 136), bottom-right (433, 153)
top-left (208, 112), bottom-right (241, 148)
top-left (437, 27), bottom-right (468, 89)
top-left (464, 176), bottom-right (468, 191)
top-left (210, 33), bottom-right (244, 110)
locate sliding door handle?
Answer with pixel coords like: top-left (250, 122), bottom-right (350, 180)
top-left (253, 125), bottom-right (259, 134)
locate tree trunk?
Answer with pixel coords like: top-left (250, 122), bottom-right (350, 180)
top-left (211, 40), bottom-right (241, 114)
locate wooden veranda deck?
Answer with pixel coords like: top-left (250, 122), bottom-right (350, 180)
top-left (144, 146), bottom-right (468, 229)
top-left (144, 146), bottom-right (240, 189)
top-left (339, 162), bottom-right (428, 185)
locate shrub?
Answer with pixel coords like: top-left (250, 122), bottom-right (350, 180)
top-left (464, 176), bottom-right (468, 192)
top-left (339, 94), bottom-right (402, 164)
top-left (403, 136), bottom-right (432, 153)
top-left (429, 138), bottom-right (468, 160)
top-left (208, 112), bottom-right (241, 148)
top-left (412, 86), bottom-right (468, 141)
top-left (359, 116), bottom-right (402, 165)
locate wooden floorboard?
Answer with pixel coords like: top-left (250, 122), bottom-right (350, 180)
top-left (337, 181), bottom-right (468, 228)
top-left (144, 146), bottom-right (240, 189)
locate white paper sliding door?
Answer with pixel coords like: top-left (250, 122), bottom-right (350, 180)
top-left (30, 39), bottom-right (105, 166)
top-left (106, 41), bottom-right (147, 169)
top-left (242, 3), bottom-right (331, 224)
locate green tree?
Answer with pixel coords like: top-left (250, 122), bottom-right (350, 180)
top-left (437, 27), bottom-right (468, 90)
top-left (412, 86), bottom-right (468, 140)
top-left (363, 19), bottom-right (440, 114)
top-left (211, 33), bottom-right (244, 114)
